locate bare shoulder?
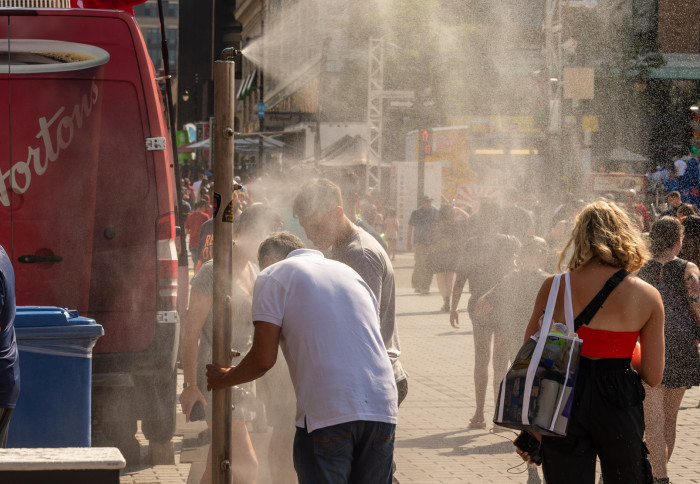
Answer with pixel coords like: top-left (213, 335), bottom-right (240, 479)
top-left (538, 274), bottom-right (557, 294)
top-left (685, 261), bottom-right (700, 276)
top-left (624, 274), bottom-right (662, 306)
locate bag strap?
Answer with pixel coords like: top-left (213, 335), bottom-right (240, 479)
top-left (573, 269), bottom-right (629, 330)
top-left (563, 273), bottom-right (575, 333)
top-left (519, 274), bottom-right (562, 426)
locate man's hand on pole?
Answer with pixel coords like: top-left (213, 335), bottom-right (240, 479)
top-left (206, 364), bottom-right (234, 391)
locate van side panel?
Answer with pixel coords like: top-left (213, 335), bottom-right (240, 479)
top-left (89, 78), bottom-right (157, 354)
top-left (2, 11), bottom-right (174, 354)
top-left (0, 22), bottom-right (103, 313)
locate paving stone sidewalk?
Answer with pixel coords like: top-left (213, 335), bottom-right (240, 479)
top-left (121, 252), bottom-right (700, 483)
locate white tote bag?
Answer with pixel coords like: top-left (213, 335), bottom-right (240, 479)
top-left (494, 273), bottom-right (583, 436)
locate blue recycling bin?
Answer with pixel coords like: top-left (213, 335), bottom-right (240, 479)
top-left (7, 307), bottom-right (104, 447)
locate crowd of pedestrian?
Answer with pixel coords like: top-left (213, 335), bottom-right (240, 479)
top-left (648, 153), bottom-right (700, 208)
top-left (174, 159), bottom-right (699, 483)
top-left (395, 169), bottom-right (699, 483)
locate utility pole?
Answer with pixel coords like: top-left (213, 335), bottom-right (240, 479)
top-left (211, 47), bottom-right (237, 484)
top-left (417, 128), bottom-right (432, 205)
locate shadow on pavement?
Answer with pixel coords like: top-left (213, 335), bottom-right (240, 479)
top-left (396, 310), bottom-right (454, 317)
top-left (396, 429), bottom-right (517, 457)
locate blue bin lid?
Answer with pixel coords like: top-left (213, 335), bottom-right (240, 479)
top-left (15, 306), bottom-right (97, 327)
top-left (14, 307), bottom-right (103, 357)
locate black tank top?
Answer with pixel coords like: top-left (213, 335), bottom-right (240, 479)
top-left (638, 258), bottom-right (688, 308)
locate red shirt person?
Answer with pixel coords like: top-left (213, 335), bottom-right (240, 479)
top-left (184, 200), bottom-right (210, 267)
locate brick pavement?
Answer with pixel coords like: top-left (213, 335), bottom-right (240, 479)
top-left (120, 252), bottom-right (700, 483)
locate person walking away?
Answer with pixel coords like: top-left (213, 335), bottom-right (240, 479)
top-left (679, 214), bottom-right (700, 408)
top-left (0, 245), bottom-right (18, 447)
top-left (638, 216), bottom-right (700, 484)
top-left (426, 204), bottom-right (463, 312)
top-left (475, 235), bottom-right (549, 483)
top-left (384, 208), bottom-right (399, 261)
top-left (661, 191), bottom-right (682, 217)
top-left (184, 200), bottom-right (210, 269)
top-left (501, 188), bottom-right (536, 244)
top-left (474, 236), bottom-right (550, 361)
top-left (450, 200), bottom-right (520, 427)
top-left (516, 200), bottom-right (664, 484)
top-left (407, 195), bottom-right (438, 294)
top-left (675, 203), bottom-right (696, 222)
top-left (206, 232), bottom-right (398, 484)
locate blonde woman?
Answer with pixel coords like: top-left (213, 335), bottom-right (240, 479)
top-left (517, 200), bottom-right (664, 484)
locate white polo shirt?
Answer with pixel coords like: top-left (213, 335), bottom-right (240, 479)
top-left (252, 249), bottom-right (398, 432)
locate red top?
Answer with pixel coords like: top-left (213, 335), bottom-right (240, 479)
top-left (184, 211), bottom-right (210, 247)
top-left (577, 326), bottom-right (639, 358)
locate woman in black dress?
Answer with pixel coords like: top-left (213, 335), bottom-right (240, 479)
top-left (638, 216), bottom-right (700, 484)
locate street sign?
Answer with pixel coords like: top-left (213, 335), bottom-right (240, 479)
top-left (390, 101), bottom-right (413, 108)
top-left (257, 102), bottom-right (265, 118)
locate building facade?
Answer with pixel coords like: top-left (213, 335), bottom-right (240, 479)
top-left (133, 0), bottom-right (179, 75)
top-left (176, 0), bottom-right (241, 130)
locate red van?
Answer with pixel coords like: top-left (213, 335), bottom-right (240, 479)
top-left (0, 7), bottom-right (179, 462)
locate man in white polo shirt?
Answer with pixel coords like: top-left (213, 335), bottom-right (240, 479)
top-left (206, 232), bottom-right (397, 484)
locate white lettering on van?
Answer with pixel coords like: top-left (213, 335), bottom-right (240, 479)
top-left (0, 79), bottom-right (100, 206)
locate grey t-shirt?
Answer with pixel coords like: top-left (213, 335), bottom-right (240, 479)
top-left (330, 227), bottom-right (407, 382)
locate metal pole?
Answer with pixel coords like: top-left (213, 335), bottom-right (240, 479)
top-left (417, 130), bottom-right (425, 205)
top-left (258, 135), bottom-right (264, 172)
top-left (211, 47), bottom-right (238, 484)
top-left (155, 0), bottom-right (189, 282)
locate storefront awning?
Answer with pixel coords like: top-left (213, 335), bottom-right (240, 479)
top-left (236, 69), bottom-right (258, 100)
top-left (649, 54), bottom-right (700, 80)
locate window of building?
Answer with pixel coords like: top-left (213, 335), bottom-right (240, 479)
top-left (146, 28), bottom-right (161, 47)
top-left (166, 28), bottom-right (178, 49)
top-left (169, 49), bottom-right (178, 72)
top-left (149, 48), bottom-right (162, 67)
top-left (144, 2), bottom-right (157, 16)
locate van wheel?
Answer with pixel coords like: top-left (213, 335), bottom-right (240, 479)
top-left (141, 369), bottom-right (177, 463)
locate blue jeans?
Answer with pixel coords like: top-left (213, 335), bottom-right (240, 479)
top-left (294, 420), bottom-right (395, 484)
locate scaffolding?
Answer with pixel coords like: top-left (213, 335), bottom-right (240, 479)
top-left (366, 37), bottom-right (384, 192)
